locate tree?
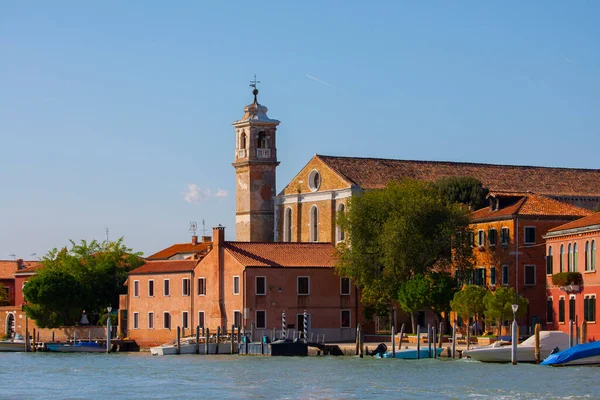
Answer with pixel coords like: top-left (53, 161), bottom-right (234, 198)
top-left (483, 287), bottom-right (528, 335)
top-left (450, 285), bottom-right (487, 327)
top-left (434, 176), bottom-right (489, 210)
top-left (397, 272), bottom-right (459, 333)
top-left (336, 179), bottom-right (475, 318)
top-left (23, 238), bottom-right (144, 328)
top-left (0, 286), bottom-right (10, 306)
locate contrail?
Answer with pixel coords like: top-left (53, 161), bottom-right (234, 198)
top-left (305, 73), bottom-right (334, 88)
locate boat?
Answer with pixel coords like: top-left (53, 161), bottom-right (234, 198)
top-left (0, 339), bottom-right (26, 352)
top-left (376, 346), bottom-right (444, 359)
top-left (462, 331), bottom-right (569, 363)
top-left (47, 341), bottom-right (106, 353)
top-left (541, 340), bottom-right (600, 366)
top-left (150, 337), bottom-right (200, 356)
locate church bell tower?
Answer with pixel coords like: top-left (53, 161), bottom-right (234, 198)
top-left (232, 78), bottom-right (280, 242)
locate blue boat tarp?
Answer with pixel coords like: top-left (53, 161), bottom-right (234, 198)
top-left (541, 340), bottom-right (600, 366)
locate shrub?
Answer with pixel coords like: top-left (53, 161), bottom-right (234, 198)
top-left (552, 272), bottom-right (582, 286)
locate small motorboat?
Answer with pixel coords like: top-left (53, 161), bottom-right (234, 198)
top-left (541, 340), bottom-right (600, 366)
top-left (463, 331), bottom-right (569, 363)
top-left (0, 340), bottom-right (26, 352)
top-left (150, 337), bottom-right (200, 356)
top-left (47, 341), bottom-right (106, 353)
top-left (376, 346), bottom-right (444, 359)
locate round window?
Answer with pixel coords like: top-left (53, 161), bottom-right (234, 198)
top-left (308, 169), bottom-right (321, 192)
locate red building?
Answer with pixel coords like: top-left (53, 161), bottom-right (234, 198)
top-left (0, 259), bottom-right (41, 338)
top-left (545, 212), bottom-right (600, 341)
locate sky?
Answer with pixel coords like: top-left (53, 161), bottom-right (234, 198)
top-left (2, 1), bottom-right (599, 259)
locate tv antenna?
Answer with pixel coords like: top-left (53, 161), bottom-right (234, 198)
top-left (189, 221), bottom-right (197, 236)
top-left (30, 253), bottom-right (36, 259)
top-left (9, 253), bottom-right (16, 260)
top-left (105, 228), bottom-right (109, 242)
top-left (202, 219), bottom-right (206, 236)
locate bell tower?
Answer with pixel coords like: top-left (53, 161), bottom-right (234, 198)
top-left (232, 79), bottom-right (280, 242)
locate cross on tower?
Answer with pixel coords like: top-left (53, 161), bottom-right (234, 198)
top-left (249, 74), bottom-right (260, 103)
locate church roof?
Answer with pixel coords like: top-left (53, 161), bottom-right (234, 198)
top-left (224, 242), bottom-right (336, 268)
top-left (316, 155), bottom-right (600, 197)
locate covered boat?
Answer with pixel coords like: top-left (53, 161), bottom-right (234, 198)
top-left (541, 340), bottom-right (600, 366)
top-left (47, 341), bottom-right (105, 353)
top-left (463, 331), bottom-right (569, 363)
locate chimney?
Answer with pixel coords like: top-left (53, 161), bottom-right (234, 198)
top-left (16, 259), bottom-right (24, 270)
top-left (213, 225), bottom-right (225, 247)
top-left (202, 236), bottom-right (212, 243)
top-left (191, 235), bottom-right (198, 245)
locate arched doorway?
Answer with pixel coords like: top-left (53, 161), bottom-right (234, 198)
top-left (5, 313), bottom-right (15, 337)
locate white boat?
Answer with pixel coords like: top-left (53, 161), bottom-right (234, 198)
top-left (463, 331), bottom-right (569, 363)
top-left (150, 338), bottom-right (200, 356)
top-left (0, 340), bottom-right (26, 352)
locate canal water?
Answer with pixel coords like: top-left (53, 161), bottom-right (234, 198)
top-left (1, 353), bottom-right (598, 399)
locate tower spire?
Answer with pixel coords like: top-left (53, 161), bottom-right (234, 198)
top-left (249, 74), bottom-right (260, 104)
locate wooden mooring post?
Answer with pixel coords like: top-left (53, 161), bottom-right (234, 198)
top-left (32, 329), bottom-right (36, 352)
top-left (216, 326), bottom-right (221, 355)
top-left (416, 325), bottom-right (421, 360)
top-left (451, 321), bottom-right (457, 359)
top-left (534, 323), bottom-right (541, 364)
top-left (391, 325), bottom-right (395, 358)
top-left (432, 326), bottom-right (437, 359)
top-left (176, 326), bottom-right (181, 355)
top-left (438, 322), bottom-right (444, 349)
top-left (398, 323), bottom-right (405, 350)
top-left (355, 324), bottom-right (361, 356)
top-left (205, 328), bottom-right (210, 355)
top-left (196, 325), bottom-right (200, 354)
top-left (231, 325), bottom-right (235, 354)
top-left (359, 327), bottom-right (364, 358)
top-left (427, 324), bottom-right (432, 358)
top-left (581, 320), bottom-right (588, 344)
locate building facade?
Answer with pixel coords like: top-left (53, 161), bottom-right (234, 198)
top-left (545, 212), bottom-right (600, 341)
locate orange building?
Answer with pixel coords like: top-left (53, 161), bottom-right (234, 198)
top-left (0, 259), bottom-right (41, 338)
top-left (545, 212), bottom-right (600, 341)
top-left (468, 192), bottom-right (592, 328)
top-left (125, 226), bottom-right (358, 348)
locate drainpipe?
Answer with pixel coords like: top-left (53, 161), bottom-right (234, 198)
top-left (515, 218), bottom-right (519, 295)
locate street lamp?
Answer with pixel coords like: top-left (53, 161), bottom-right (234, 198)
top-left (106, 306), bottom-right (112, 353)
top-left (511, 304), bottom-right (518, 365)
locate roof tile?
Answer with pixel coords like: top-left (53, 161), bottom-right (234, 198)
top-left (129, 260), bottom-right (198, 275)
top-left (225, 242), bottom-right (336, 267)
top-left (548, 212), bottom-right (600, 233)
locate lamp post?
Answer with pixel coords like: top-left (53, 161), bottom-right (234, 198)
top-left (511, 304), bottom-right (518, 365)
top-left (106, 306), bottom-right (112, 353)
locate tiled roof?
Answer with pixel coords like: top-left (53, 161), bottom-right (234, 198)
top-left (225, 242), bottom-right (337, 268)
top-left (129, 260), bottom-right (198, 275)
top-left (547, 212), bottom-right (600, 234)
top-left (317, 155), bottom-right (600, 196)
top-left (147, 242), bottom-right (212, 260)
top-left (14, 262), bottom-right (43, 275)
top-left (471, 194), bottom-right (593, 222)
top-left (0, 260), bottom-right (41, 278)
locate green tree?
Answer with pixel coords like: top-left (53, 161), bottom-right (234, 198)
top-left (434, 176), bottom-right (489, 210)
top-left (450, 285), bottom-right (487, 327)
top-left (428, 272), bottom-right (459, 322)
top-left (337, 179), bottom-right (474, 318)
top-left (483, 287), bottom-right (528, 335)
top-left (23, 238), bottom-right (143, 328)
top-left (0, 286), bottom-right (10, 306)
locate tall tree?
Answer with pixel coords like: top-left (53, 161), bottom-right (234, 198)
top-left (336, 179), bottom-right (474, 318)
top-left (450, 285), bottom-right (487, 326)
top-left (23, 238), bottom-right (144, 328)
top-left (483, 287), bottom-right (528, 335)
top-left (434, 176), bottom-right (489, 210)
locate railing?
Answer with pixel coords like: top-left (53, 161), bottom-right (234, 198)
top-left (237, 149), bottom-right (246, 158)
top-left (256, 148), bottom-right (271, 158)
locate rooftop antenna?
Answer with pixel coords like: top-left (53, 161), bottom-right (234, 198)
top-left (9, 253), bottom-right (16, 260)
top-left (202, 219), bottom-right (206, 236)
top-left (30, 253), bottom-right (36, 259)
top-left (189, 221), bottom-right (197, 236)
top-left (105, 228), bottom-right (109, 242)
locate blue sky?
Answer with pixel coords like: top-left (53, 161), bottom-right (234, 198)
top-left (2, 1), bottom-right (599, 258)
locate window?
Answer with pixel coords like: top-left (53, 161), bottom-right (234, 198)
top-left (524, 227), bottom-right (536, 244)
top-left (198, 311), bottom-right (205, 328)
top-left (233, 276), bottom-right (240, 295)
top-left (163, 312), bottom-right (171, 329)
top-left (585, 241), bottom-right (590, 271)
top-left (133, 312), bottom-right (139, 329)
top-left (297, 276), bottom-right (310, 295)
top-left (546, 246), bottom-right (553, 275)
top-left (502, 265), bottom-right (509, 286)
top-left (309, 205), bottom-right (319, 242)
top-left (256, 310), bottom-right (266, 329)
top-left (182, 278), bottom-right (190, 296)
top-left (164, 279), bottom-right (170, 296)
top-left (558, 297), bottom-right (565, 323)
top-left (233, 310), bottom-right (242, 328)
top-left (197, 278), bottom-right (206, 296)
top-left (490, 266), bottom-right (497, 286)
top-left (257, 131), bottom-right (267, 148)
top-left (341, 277), bottom-right (351, 295)
top-left (488, 228), bottom-right (497, 247)
top-left (568, 244), bottom-right (573, 271)
top-left (256, 276), bottom-right (266, 295)
top-left (593, 240), bottom-right (597, 271)
top-left (468, 231), bottom-right (475, 247)
top-left (524, 265), bottom-right (535, 286)
top-left (133, 280), bottom-right (140, 297)
top-left (546, 298), bottom-right (553, 324)
top-left (308, 169), bottom-right (321, 192)
top-left (336, 203), bottom-right (346, 242)
top-left (284, 207), bottom-right (292, 242)
top-left (148, 280), bottom-right (154, 297)
top-left (501, 227), bottom-right (510, 247)
top-left (148, 312), bottom-right (154, 329)
top-left (475, 268), bottom-right (486, 286)
top-left (182, 311), bottom-right (189, 329)
top-left (584, 295), bottom-right (596, 322)
top-left (341, 310), bottom-right (351, 328)
top-left (240, 131), bottom-right (246, 149)
top-left (569, 296), bottom-right (576, 322)
top-left (573, 243), bottom-right (578, 272)
top-left (560, 244), bottom-right (565, 273)
top-left (477, 230), bottom-right (485, 247)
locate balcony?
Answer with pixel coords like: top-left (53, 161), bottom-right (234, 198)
top-left (256, 148), bottom-right (271, 158)
top-left (552, 272), bottom-right (583, 293)
top-left (237, 149), bottom-right (247, 158)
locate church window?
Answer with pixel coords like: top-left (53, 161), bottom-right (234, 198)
top-left (310, 205), bottom-right (319, 242)
top-left (284, 207), bottom-right (292, 242)
top-left (240, 131), bottom-right (247, 149)
top-left (257, 131), bottom-right (268, 148)
top-left (308, 169), bottom-right (321, 192)
top-left (336, 203), bottom-right (346, 243)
